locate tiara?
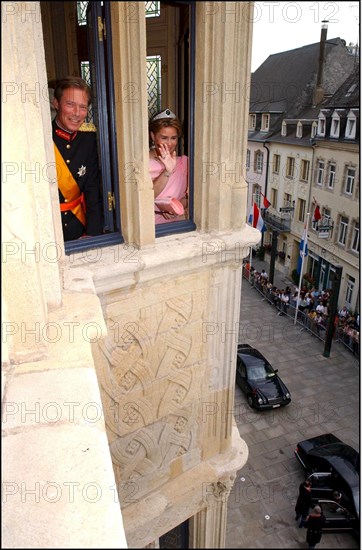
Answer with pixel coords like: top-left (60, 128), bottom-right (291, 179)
top-left (152, 109), bottom-right (177, 121)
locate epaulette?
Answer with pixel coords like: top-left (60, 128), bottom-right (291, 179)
top-left (79, 122), bottom-right (97, 132)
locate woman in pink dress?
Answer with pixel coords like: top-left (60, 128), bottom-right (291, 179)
top-left (149, 109), bottom-right (188, 224)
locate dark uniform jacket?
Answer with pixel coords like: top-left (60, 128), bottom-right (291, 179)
top-left (304, 513), bottom-right (326, 546)
top-left (53, 119), bottom-right (103, 241)
top-left (295, 482), bottom-right (312, 517)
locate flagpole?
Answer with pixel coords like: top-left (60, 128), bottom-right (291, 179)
top-left (250, 197), bottom-right (255, 269)
top-left (294, 212), bottom-right (310, 325)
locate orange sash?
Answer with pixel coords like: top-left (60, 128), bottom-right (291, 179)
top-left (54, 144), bottom-right (86, 227)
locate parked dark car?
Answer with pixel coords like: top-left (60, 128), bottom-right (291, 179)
top-left (235, 344), bottom-right (291, 409)
top-left (295, 433), bottom-right (360, 535)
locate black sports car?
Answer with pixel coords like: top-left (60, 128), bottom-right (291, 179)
top-left (295, 433), bottom-right (360, 535)
top-left (235, 344), bottom-right (291, 409)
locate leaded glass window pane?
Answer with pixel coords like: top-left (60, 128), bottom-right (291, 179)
top-left (80, 61), bottom-right (93, 123)
top-left (145, 1), bottom-right (160, 18)
top-left (147, 55), bottom-right (161, 119)
top-left (77, 1), bottom-right (88, 26)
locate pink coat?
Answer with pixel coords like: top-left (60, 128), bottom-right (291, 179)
top-left (149, 155), bottom-right (188, 224)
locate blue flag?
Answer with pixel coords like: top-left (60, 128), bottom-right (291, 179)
top-left (297, 224), bottom-right (308, 274)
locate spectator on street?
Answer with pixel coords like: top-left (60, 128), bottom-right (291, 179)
top-left (304, 505), bottom-right (326, 549)
top-left (295, 480), bottom-right (312, 528)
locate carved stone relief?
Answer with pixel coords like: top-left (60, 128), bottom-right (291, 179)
top-left (95, 278), bottom-right (208, 503)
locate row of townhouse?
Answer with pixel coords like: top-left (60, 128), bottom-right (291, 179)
top-left (246, 25), bottom-right (359, 313)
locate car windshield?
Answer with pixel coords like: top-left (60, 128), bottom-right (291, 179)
top-left (247, 363), bottom-right (276, 380)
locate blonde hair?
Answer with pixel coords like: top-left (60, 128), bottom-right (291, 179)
top-left (149, 113), bottom-right (182, 140)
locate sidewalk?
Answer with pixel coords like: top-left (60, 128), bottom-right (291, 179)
top-left (246, 256), bottom-right (359, 357)
top-left (249, 256), bottom-right (294, 292)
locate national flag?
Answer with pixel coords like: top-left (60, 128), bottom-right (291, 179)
top-left (260, 192), bottom-right (271, 210)
top-left (248, 202), bottom-right (266, 232)
top-left (297, 223), bottom-right (308, 274)
top-left (313, 204), bottom-right (322, 223)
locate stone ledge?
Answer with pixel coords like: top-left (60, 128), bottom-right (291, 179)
top-left (2, 289), bottom-right (127, 548)
top-left (64, 227), bottom-right (260, 294)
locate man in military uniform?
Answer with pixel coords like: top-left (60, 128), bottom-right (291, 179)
top-left (52, 77), bottom-right (103, 241)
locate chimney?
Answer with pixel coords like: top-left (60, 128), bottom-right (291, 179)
top-left (313, 22), bottom-right (328, 106)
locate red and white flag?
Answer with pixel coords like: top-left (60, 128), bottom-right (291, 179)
top-left (313, 205), bottom-right (322, 223)
top-left (260, 192), bottom-right (271, 209)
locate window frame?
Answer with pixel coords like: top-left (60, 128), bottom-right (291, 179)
top-left (316, 160), bottom-right (325, 186)
top-left (284, 193), bottom-right (292, 205)
top-left (300, 159), bottom-right (310, 182)
top-left (351, 222), bottom-right (359, 253)
top-left (273, 154), bottom-right (280, 174)
top-left (249, 113), bottom-right (256, 130)
top-left (317, 114), bottom-right (326, 136)
top-left (330, 112), bottom-right (340, 138)
top-left (246, 149), bottom-right (250, 170)
top-left (66, 1), bottom-right (197, 253)
top-left (154, 1), bottom-right (196, 238)
top-left (255, 151), bottom-right (263, 174)
top-left (270, 188), bottom-right (277, 209)
top-left (338, 216), bottom-right (348, 246)
top-left (345, 275), bottom-right (355, 305)
top-left (298, 198), bottom-right (306, 222)
top-left (344, 167), bottom-right (355, 195)
top-left (253, 185), bottom-right (261, 208)
top-left (65, 1), bottom-right (123, 255)
top-left (286, 156), bottom-right (295, 178)
top-left (327, 163), bottom-right (336, 189)
top-left (261, 113), bottom-right (270, 132)
top-left (345, 111), bottom-right (357, 139)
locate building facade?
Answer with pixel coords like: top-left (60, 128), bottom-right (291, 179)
top-left (246, 27), bottom-right (359, 311)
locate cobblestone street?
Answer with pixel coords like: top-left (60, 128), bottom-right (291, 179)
top-left (226, 261), bottom-right (359, 549)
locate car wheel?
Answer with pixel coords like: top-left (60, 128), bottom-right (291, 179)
top-left (247, 395), bottom-right (254, 408)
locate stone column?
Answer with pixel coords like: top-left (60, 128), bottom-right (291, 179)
top-left (190, 477), bottom-right (235, 548)
top-left (110, 2), bottom-right (155, 247)
top-left (2, 1), bottom-right (63, 362)
top-left (194, 2), bottom-right (254, 232)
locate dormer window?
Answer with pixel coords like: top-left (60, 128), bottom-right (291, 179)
top-left (330, 112), bottom-right (340, 138)
top-left (345, 110), bottom-right (357, 139)
top-left (281, 121), bottom-right (287, 136)
top-left (296, 121), bottom-right (302, 138)
top-left (249, 114), bottom-right (256, 130)
top-left (311, 122), bottom-right (317, 138)
top-left (317, 113), bottom-right (326, 136)
top-left (261, 113), bottom-right (270, 131)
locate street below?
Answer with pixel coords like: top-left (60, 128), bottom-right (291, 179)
top-left (226, 265), bottom-right (359, 549)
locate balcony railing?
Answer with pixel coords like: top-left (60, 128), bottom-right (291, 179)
top-left (264, 210), bottom-right (291, 232)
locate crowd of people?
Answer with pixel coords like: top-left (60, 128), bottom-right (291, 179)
top-left (243, 262), bottom-right (359, 355)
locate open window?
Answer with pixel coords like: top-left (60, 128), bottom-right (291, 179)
top-left (41, 0), bottom-right (196, 254)
top-left (41, 1), bottom-right (122, 255)
top-left (146, 1), bottom-right (196, 237)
